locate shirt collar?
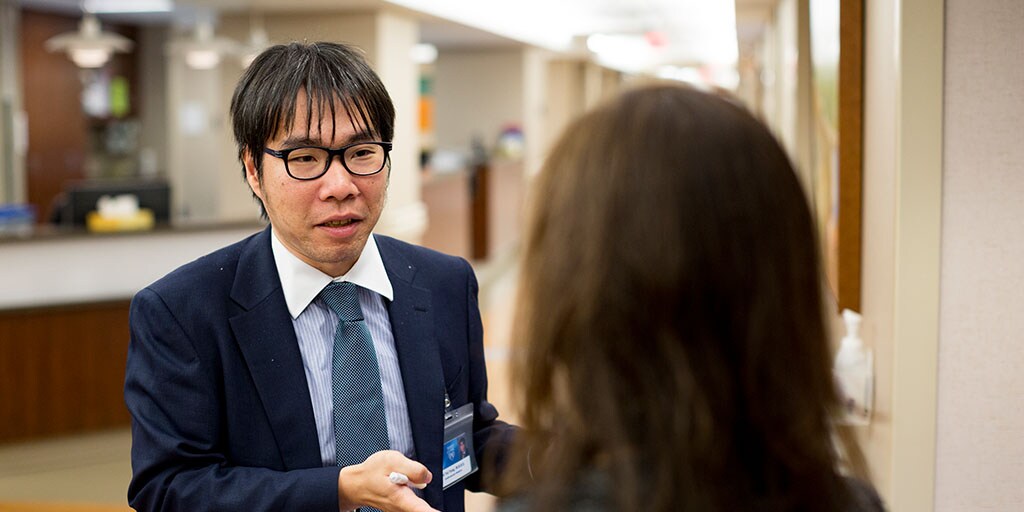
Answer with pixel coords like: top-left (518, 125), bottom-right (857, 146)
top-left (271, 228), bottom-right (394, 319)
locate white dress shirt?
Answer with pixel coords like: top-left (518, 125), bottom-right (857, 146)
top-left (270, 229), bottom-right (415, 467)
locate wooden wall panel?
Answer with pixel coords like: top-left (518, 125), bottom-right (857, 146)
top-left (19, 9), bottom-right (138, 223)
top-left (19, 10), bottom-right (88, 223)
top-left (0, 300), bottom-right (131, 443)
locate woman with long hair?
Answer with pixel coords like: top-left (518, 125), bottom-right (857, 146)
top-left (498, 83), bottom-right (882, 511)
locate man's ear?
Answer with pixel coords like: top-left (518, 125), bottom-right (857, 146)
top-left (243, 150), bottom-right (264, 201)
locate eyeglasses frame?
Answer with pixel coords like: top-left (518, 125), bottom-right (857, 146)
top-left (262, 141), bottom-right (393, 180)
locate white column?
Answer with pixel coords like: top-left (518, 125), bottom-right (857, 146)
top-left (889, 0), bottom-right (943, 508)
top-left (372, 12), bottom-right (426, 243)
top-left (792, 0), bottom-right (815, 193)
top-left (521, 47), bottom-right (551, 176)
top-left (166, 43), bottom-right (228, 223)
top-left (0, 0), bottom-right (25, 204)
top-left (433, 48), bottom-right (526, 162)
top-left (858, 0), bottom-right (945, 507)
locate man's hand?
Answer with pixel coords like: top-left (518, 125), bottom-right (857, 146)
top-left (338, 450), bottom-right (437, 512)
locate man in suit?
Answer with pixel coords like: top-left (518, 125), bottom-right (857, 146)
top-left (124, 41), bottom-right (515, 512)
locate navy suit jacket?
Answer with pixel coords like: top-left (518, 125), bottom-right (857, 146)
top-left (124, 227), bottom-right (514, 511)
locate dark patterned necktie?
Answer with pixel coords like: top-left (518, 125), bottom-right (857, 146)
top-left (320, 282), bottom-right (390, 471)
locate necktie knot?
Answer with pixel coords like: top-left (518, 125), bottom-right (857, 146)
top-left (321, 281), bottom-right (363, 322)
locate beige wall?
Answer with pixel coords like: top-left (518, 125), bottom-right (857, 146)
top-left (935, 0), bottom-right (1024, 509)
top-left (433, 48), bottom-right (525, 156)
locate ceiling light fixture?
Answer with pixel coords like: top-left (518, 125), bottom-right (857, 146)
top-left (44, 13), bottom-right (133, 69)
top-left (83, 0), bottom-right (174, 13)
top-left (238, 14), bottom-right (270, 69)
top-left (239, 28), bottom-right (269, 69)
top-left (586, 33), bottom-right (659, 74)
top-left (168, 20), bottom-right (238, 70)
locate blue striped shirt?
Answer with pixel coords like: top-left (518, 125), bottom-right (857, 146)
top-left (270, 230), bottom-right (415, 466)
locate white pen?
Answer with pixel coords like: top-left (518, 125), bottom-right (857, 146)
top-left (389, 471), bottom-right (427, 489)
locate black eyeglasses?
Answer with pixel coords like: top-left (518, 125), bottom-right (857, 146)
top-left (263, 141), bottom-right (392, 180)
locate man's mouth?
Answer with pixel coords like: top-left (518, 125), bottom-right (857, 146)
top-left (322, 219), bottom-right (358, 227)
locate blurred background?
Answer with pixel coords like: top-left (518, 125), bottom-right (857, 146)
top-left (0, 0), bottom-right (1022, 511)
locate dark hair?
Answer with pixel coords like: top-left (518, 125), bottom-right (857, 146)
top-left (229, 41), bottom-right (395, 208)
top-left (504, 83), bottom-right (868, 511)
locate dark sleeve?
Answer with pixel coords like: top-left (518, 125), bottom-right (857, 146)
top-left (460, 258), bottom-right (518, 493)
top-left (496, 474), bottom-right (611, 512)
top-left (846, 477), bottom-right (887, 512)
top-left (124, 287), bottom-right (340, 511)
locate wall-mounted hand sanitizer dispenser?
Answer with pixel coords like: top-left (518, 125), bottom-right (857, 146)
top-left (835, 309), bottom-right (873, 425)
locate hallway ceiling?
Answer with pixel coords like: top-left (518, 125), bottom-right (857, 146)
top-left (384, 0), bottom-right (739, 71)
top-left (17, 0), bottom-right (777, 75)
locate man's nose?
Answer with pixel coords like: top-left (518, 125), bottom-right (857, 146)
top-left (318, 156), bottom-right (359, 199)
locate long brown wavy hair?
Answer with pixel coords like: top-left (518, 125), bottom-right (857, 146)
top-left (503, 83), bottom-right (868, 511)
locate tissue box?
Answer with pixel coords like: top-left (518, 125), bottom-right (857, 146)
top-left (86, 209), bottom-right (155, 232)
top-left (0, 204), bottom-right (36, 237)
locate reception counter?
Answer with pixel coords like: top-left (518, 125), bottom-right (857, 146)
top-left (0, 222), bottom-right (265, 310)
top-left (0, 222), bottom-right (264, 443)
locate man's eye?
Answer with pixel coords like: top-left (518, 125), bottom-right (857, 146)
top-left (288, 151), bottom-right (321, 163)
top-left (350, 146), bottom-right (381, 159)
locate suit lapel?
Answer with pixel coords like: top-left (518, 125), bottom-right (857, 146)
top-left (379, 238), bottom-right (446, 506)
top-left (228, 228), bottom-right (322, 470)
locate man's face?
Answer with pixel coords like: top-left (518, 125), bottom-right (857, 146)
top-left (244, 91), bottom-right (388, 277)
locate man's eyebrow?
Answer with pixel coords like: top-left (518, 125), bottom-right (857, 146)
top-left (278, 136), bottom-right (319, 148)
top-left (345, 129), bottom-right (376, 144)
top-left (278, 129), bottom-right (377, 149)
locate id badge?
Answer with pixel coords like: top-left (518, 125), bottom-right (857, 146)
top-left (441, 402), bottom-right (477, 489)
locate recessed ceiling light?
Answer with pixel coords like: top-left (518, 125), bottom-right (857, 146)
top-left (410, 43), bottom-right (438, 64)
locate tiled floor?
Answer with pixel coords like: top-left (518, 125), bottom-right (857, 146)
top-left (0, 249), bottom-right (520, 512)
top-left (0, 429), bottom-right (132, 509)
